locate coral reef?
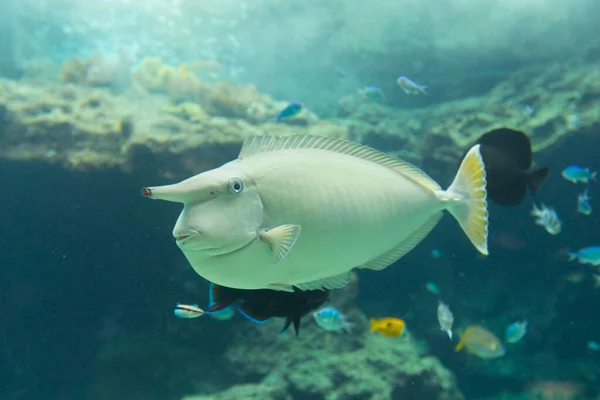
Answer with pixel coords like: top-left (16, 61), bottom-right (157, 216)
top-left (339, 61), bottom-right (600, 167)
top-left (130, 57), bottom-right (319, 124)
top-left (59, 51), bottom-right (133, 90)
top-left (1, 59), bottom-right (598, 182)
top-left (0, 76), bottom-right (342, 179)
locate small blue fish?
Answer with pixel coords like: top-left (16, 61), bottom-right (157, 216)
top-left (174, 303), bottom-right (204, 318)
top-left (209, 307), bottom-right (235, 321)
top-left (431, 248), bottom-right (442, 259)
top-left (531, 203), bottom-right (562, 235)
top-left (276, 102), bottom-right (303, 121)
top-left (397, 76), bottom-right (428, 95)
top-left (577, 190), bottom-right (592, 215)
top-left (313, 307), bottom-right (352, 333)
top-left (334, 66), bottom-right (347, 78)
top-left (562, 166), bottom-right (597, 184)
top-left (587, 341), bottom-right (600, 351)
top-left (566, 246), bottom-right (600, 266)
top-left (426, 282), bottom-right (440, 295)
top-left (358, 85), bottom-right (385, 101)
top-left (505, 320), bottom-right (528, 344)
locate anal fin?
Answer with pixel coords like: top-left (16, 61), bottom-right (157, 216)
top-left (361, 212), bottom-right (443, 271)
top-left (267, 283), bottom-right (295, 292)
top-left (294, 271), bottom-right (352, 291)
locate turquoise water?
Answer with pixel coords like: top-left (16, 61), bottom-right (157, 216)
top-left (1, 0), bottom-right (600, 399)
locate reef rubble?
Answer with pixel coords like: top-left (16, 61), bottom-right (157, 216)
top-left (180, 274), bottom-right (464, 400)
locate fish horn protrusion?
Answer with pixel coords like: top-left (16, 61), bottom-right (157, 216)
top-left (140, 181), bottom-right (196, 203)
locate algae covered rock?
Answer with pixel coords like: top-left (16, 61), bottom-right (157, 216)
top-left (1, 60), bottom-right (598, 186)
top-left (0, 77), bottom-right (346, 178)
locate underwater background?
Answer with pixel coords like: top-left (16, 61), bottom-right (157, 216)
top-left (1, 0), bottom-right (600, 399)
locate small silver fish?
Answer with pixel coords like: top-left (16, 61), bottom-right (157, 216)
top-left (313, 307), bottom-right (353, 333)
top-left (505, 320), bottom-right (528, 344)
top-left (437, 301), bottom-right (454, 340)
top-left (397, 76), bottom-right (428, 95)
top-left (174, 303), bottom-right (205, 318)
top-left (562, 166), bottom-right (597, 184)
top-left (358, 85), bottom-right (385, 101)
top-left (531, 203), bottom-right (562, 235)
top-left (577, 190), bottom-right (592, 215)
top-left (566, 246), bottom-right (600, 266)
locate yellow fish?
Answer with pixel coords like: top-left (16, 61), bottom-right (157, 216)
top-left (370, 317), bottom-right (405, 338)
top-left (142, 135), bottom-right (489, 292)
top-left (455, 325), bottom-right (505, 359)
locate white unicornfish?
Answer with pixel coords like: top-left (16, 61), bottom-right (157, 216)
top-left (142, 135), bottom-right (489, 291)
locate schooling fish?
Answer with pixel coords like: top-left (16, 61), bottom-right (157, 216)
top-left (505, 320), bottom-right (528, 344)
top-left (577, 190), bottom-right (592, 215)
top-left (370, 317), bottom-right (406, 338)
top-left (334, 66), bottom-right (347, 79)
top-left (588, 341), bottom-right (600, 351)
top-left (205, 282), bottom-right (329, 336)
top-left (463, 128), bottom-right (549, 206)
top-left (455, 325), bottom-right (506, 359)
top-left (312, 307), bottom-right (353, 333)
top-left (566, 246), bottom-right (600, 266)
top-left (562, 166), bottom-right (597, 184)
top-left (142, 134), bottom-right (490, 292)
top-left (426, 282), bottom-right (440, 295)
top-left (275, 102), bottom-right (303, 121)
top-left (174, 303), bottom-right (205, 318)
top-left (531, 203), bottom-right (562, 235)
top-left (358, 85), bottom-right (385, 101)
top-left (397, 76), bottom-right (428, 95)
top-left (437, 301), bottom-right (454, 340)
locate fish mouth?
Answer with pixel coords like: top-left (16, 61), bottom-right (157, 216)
top-left (174, 230), bottom-right (199, 243)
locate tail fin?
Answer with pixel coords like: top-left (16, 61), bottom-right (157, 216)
top-left (446, 145), bottom-right (489, 256)
top-left (369, 318), bottom-right (377, 333)
top-left (566, 252), bottom-right (578, 262)
top-left (527, 167), bottom-right (550, 196)
top-left (454, 338), bottom-right (465, 352)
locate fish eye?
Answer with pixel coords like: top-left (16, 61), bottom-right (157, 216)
top-left (387, 322), bottom-right (392, 328)
top-left (228, 178), bottom-right (244, 194)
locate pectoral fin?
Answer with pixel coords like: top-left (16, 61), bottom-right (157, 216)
top-left (260, 224), bottom-right (301, 263)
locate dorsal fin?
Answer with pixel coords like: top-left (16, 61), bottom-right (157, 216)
top-left (238, 135), bottom-right (441, 191)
